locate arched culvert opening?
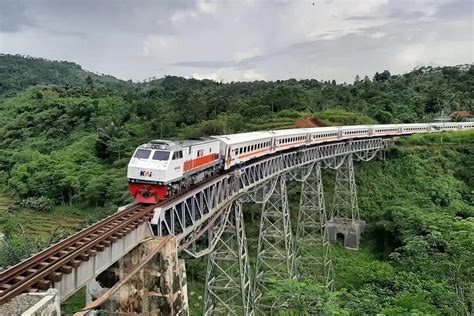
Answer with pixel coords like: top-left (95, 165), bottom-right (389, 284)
top-left (336, 233), bottom-right (345, 245)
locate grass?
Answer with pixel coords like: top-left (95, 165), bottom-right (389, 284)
top-left (188, 281), bottom-right (205, 315)
top-left (61, 287), bottom-right (86, 315)
top-left (0, 195), bottom-right (114, 240)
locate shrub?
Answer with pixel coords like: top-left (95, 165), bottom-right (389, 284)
top-left (20, 196), bottom-right (54, 212)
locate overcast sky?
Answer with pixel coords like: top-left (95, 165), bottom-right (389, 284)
top-left (0, 0), bottom-right (472, 82)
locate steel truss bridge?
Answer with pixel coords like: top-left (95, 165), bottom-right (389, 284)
top-left (0, 136), bottom-right (391, 315)
top-left (152, 137), bottom-right (388, 315)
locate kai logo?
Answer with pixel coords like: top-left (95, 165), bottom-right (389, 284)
top-left (139, 170), bottom-right (153, 177)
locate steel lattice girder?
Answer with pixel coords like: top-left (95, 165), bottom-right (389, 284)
top-left (332, 154), bottom-right (359, 221)
top-left (253, 175), bottom-right (295, 310)
top-left (295, 162), bottom-right (335, 290)
top-left (203, 200), bottom-right (254, 316)
top-left (152, 138), bottom-right (387, 257)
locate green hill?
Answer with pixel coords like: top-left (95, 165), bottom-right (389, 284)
top-left (0, 54), bottom-right (128, 98)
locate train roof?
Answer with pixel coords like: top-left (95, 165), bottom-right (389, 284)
top-left (212, 131), bottom-right (273, 145)
top-left (213, 128), bottom-right (312, 145)
top-left (306, 126), bottom-right (340, 133)
top-left (269, 128), bottom-right (310, 137)
top-left (139, 138), bottom-right (218, 151)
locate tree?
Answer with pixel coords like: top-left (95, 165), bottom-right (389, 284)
top-left (374, 70), bottom-right (391, 82)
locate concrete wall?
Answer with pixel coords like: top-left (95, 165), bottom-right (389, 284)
top-left (326, 219), bottom-right (366, 250)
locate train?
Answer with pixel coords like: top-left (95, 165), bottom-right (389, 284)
top-left (127, 122), bottom-right (474, 203)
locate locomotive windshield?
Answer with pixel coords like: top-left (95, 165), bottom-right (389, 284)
top-left (133, 149), bottom-right (151, 159)
top-left (152, 150), bottom-right (170, 161)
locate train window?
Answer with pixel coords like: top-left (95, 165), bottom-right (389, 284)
top-left (134, 149), bottom-right (151, 159)
top-left (197, 149), bottom-right (204, 157)
top-left (172, 151), bottom-right (183, 160)
top-left (239, 148), bottom-right (243, 154)
top-left (152, 150), bottom-right (170, 161)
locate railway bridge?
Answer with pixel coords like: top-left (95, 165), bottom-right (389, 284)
top-left (0, 136), bottom-right (398, 315)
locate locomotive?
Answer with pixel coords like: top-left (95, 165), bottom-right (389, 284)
top-left (127, 122), bottom-right (473, 203)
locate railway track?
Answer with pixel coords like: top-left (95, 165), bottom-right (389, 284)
top-left (0, 203), bottom-right (156, 304)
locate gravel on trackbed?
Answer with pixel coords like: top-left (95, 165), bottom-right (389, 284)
top-left (0, 294), bottom-right (43, 315)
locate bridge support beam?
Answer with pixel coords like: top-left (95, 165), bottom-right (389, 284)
top-left (327, 154), bottom-right (366, 250)
top-left (254, 176), bottom-right (295, 310)
top-left (295, 162), bottom-right (335, 290)
top-left (203, 200), bottom-right (254, 316)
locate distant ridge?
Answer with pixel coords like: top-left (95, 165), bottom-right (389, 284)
top-left (0, 54), bottom-right (126, 98)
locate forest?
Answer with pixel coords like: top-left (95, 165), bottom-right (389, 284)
top-left (0, 54), bottom-right (472, 314)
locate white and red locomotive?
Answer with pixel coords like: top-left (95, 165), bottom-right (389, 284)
top-left (127, 122), bottom-right (473, 203)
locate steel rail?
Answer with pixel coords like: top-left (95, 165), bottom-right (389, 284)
top-left (0, 203), bottom-right (140, 283)
top-left (0, 203), bottom-right (155, 304)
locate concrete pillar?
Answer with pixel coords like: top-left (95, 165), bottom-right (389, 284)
top-left (95, 237), bottom-right (189, 315)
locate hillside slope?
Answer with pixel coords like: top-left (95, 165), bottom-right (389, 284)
top-left (0, 54), bottom-right (127, 98)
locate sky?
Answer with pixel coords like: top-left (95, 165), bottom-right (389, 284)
top-left (0, 0), bottom-right (472, 83)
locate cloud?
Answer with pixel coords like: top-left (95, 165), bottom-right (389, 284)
top-left (0, 1), bottom-right (35, 32)
top-left (0, 0), bottom-right (471, 82)
top-left (242, 69), bottom-right (265, 81)
top-left (234, 48), bottom-right (262, 62)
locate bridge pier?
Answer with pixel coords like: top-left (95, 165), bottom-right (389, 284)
top-left (327, 154), bottom-right (366, 250)
top-left (203, 200), bottom-right (253, 315)
top-left (254, 176), bottom-right (295, 310)
top-left (295, 162), bottom-right (334, 290)
top-left (84, 237), bottom-right (188, 315)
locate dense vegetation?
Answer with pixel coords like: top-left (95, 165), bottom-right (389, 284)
top-left (0, 55), bottom-right (472, 314)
